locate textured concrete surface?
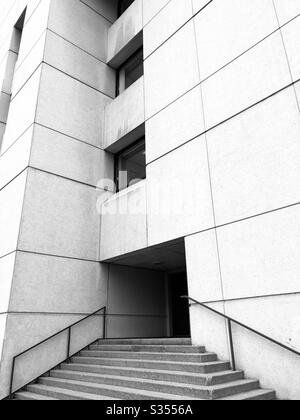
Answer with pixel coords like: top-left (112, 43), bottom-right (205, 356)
top-left (0, 0), bottom-right (300, 401)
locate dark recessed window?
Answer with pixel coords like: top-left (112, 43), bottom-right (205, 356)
top-left (115, 138), bottom-right (146, 192)
top-left (118, 0), bottom-right (135, 17)
top-left (116, 48), bottom-right (143, 96)
top-left (15, 9), bottom-right (26, 31)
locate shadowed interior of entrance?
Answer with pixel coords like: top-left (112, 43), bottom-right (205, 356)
top-left (104, 239), bottom-right (190, 338)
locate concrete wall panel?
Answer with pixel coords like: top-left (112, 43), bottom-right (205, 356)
top-left (144, 21), bottom-right (200, 119)
top-left (144, 0), bottom-right (193, 59)
top-left (0, 125), bottom-right (32, 190)
top-left (80, 0), bottom-right (118, 23)
top-left (185, 230), bottom-right (223, 303)
top-left (1, 51), bottom-right (18, 94)
top-left (36, 64), bottom-right (110, 149)
top-left (44, 30), bottom-right (115, 98)
top-left (0, 253), bottom-right (16, 313)
top-left (18, 168), bottom-right (100, 261)
top-left (0, 91), bottom-right (10, 123)
top-left (48, 0), bottom-right (110, 62)
top-left (12, 31), bottom-right (46, 97)
top-left (30, 124), bottom-right (114, 188)
top-left (0, 170), bottom-right (27, 258)
top-left (0, 122), bottom-right (5, 148)
top-left (187, 205), bottom-right (300, 400)
top-left (281, 16), bottom-right (300, 83)
top-left (104, 76), bottom-right (144, 149)
top-left (0, 312), bottom-right (103, 398)
top-left (0, 314), bottom-right (7, 370)
top-left (9, 251), bottom-right (108, 314)
top-left (192, 0), bottom-right (211, 14)
top-left (217, 205), bottom-right (300, 300)
top-left (25, 0), bottom-right (45, 24)
top-left (207, 86), bottom-right (300, 225)
top-left (225, 295), bottom-right (300, 401)
top-left (273, 0), bottom-right (300, 25)
top-left (101, 181), bottom-right (147, 260)
top-left (194, 0), bottom-right (278, 80)
top-left (147, 137), bottom-right (214, 246)
top-left (202, 32), bottom-right (292, 130)
top-left (107, 0), bottom-right (142, 64)
top-left (142, 0), bottom-right (170, 26)
top-left (1, 66), bottom-right (41, 153)
top-left (17, 0), bottom-right (50, 66)
top-left (146, 85), bottom-right (204, 163)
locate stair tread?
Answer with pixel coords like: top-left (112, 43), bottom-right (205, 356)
top-left (15, 391), bottom-right (57, 400)
top-left (95, 344), bottom-right (200, 347)
top-left (52, 369), bottom-right (251, 391)
top-left (28, 384), bottom-right (121, 400)
top-left (83, 350), bottom-right (215, 356)
top-left (219, 388), bottom-right (276, 400)
top-left (40, 377), bottom-right (199, 400)
top-left (63, 363), bottom-right (240, 379)
top-left (75, 356), bottom-right (223, 366)
top-left (99, 338), bottom-right (191, 344)
top-left (91, 344), bottom-right (205, 352)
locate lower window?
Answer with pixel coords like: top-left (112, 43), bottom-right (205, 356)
top-left (115, 138), bottom-right (146, 192)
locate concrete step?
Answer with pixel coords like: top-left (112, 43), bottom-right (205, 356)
top-left (38, 377), bottom-right (198, 400)
top-left (26, 384), bottom-right (121, 400)
top-left (208, 379), bottom-right (260, 399)
top-left (61, 362), bottom-right (244, 386)
top-left (97, 338), bottom-right (192, 345)
top-left (50, 369), bottom-right (254, 399)
top-left (90, 344), bottom-right (206, 353)
top-left (80, 350), bottom-right (217, 363)
top-left (14, 391), bottom-right (57, 400)
top-left (11, 333), bottom-right (277, 401)
top-left (72, 356), bottom-right (231, 373)
top-left (219, 389), bottom-right (276, 400)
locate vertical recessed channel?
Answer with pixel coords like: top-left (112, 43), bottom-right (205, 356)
top-left (0, 9), bottom-right (25, 152)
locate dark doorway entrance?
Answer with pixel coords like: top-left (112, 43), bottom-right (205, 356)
top-left (169, 272), bottom-right (190, 337)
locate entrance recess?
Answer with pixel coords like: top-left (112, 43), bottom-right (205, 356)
top-left (169, 272), bottom-right (190, 337)
top-left (102, 238), bottom-right (191, 339)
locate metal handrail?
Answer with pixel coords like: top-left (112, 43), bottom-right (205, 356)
top-left (182, 296), bottom-right (300, 370)
top-left (9, 306), bottom-right (107, 399)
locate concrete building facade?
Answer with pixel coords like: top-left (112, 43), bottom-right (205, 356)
top-left (0, 0), bottom-right (299, 400)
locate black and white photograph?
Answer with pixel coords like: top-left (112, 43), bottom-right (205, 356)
top-left (0, 0), bottom-right (299, 405)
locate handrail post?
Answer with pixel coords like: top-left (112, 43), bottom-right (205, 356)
top-left (67, 327), bottom-right (71, 363)
top-left (103, 307), bottom-right (107, 340)
top-left (9, 357), bottom-right (16, 400)
top-left (181, 295), bottom-right (300, 372)
top-left (227, 319), bottom-right (236, 371)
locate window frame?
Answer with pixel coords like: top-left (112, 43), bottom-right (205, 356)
top-left (114, 137), bottom-right (146, 193)
top-left (116, 47), bottom-right (144, 97)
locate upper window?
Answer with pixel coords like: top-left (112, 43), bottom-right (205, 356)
top-left (115, 138), bottom-right (146, 192)
top-left (118, 0), bottom-right (135, 17)
top-left (116, 48), bottom-right (143, 96)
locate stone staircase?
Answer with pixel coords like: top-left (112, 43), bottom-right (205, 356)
top-left (14, 338), bottom-right (276, 400)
